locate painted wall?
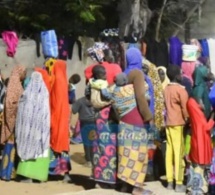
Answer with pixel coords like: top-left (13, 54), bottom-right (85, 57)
top-left (0, 37), bottom-right (95, 98)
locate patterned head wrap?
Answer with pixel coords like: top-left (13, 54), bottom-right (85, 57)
top-left (100, 28), bottom-right (119, 37)
top-left (87, 42), bottom-right (109, 62)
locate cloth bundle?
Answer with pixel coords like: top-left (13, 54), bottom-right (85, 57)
top-left (87, 42), bottom-right (108, 62)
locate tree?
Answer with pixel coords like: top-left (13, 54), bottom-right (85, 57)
top-left (117, 0), bottom-right (152, 40)
top-left (0, 0), bottom-right (207, 41)
top-left (153, 0), bottom-right (206, 41)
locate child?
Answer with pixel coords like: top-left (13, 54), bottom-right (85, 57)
top-left (68, 74), bottom-right (81, 104)
top-left (164, 65), bottom-right (189, 193)
top-left (87, 65), bottom-right (112, 109)
top-left (72, 93), bottom-right (96, 167)
top-left (69, 74), bottom-right (81, 144)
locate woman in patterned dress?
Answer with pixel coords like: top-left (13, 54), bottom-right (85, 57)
top-left (0, 65), bottom-right (26, 181)
top-left (84, 44), bottom-right (122, 187)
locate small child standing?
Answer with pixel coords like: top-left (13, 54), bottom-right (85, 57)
top-left (72, 94), bottom-right (96, 167)
top-left (69, 74), bottom-right (81, 144)
top-left (68, 74), bottom-right (81, 104)
top-left (164, 65), bottom-right (189, 193)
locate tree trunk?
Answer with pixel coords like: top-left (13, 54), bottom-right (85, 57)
top-left (172, 0), bottom-right (206, 36)
top-left (118, 0), bottom-right (151, 40)
top-left (155, 0), bottom-right (167, 42)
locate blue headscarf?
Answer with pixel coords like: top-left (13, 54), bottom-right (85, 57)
top-left (124, 48), bottom-right (155, 115)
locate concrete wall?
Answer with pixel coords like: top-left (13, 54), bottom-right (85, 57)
top-left (0, 37), bottom-right (95, 98)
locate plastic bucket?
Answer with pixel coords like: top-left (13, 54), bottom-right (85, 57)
top-left (182, 45), bottom-right (198, 62)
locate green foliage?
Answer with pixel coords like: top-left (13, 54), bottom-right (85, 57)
top-left (0, 0), bottom-right (117, 37)
top-left (0, 0), bottom-right (200, 39)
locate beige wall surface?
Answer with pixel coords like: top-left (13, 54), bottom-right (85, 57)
top-left (0, 37), bottom-right (95, 98)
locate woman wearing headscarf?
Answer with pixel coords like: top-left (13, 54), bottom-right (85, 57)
top-left (181, 63), bottom-right (193, 161)
top-left (121, 48), bottom-right (154, 194)
top-left (124, 48), bottom-right (155, 116)
top-left (181, 62), bottom-right (195, 97)
top-left (15, 71), bottom-right (50, 183)
top-left (0, 65), bottom-right (26, 181)
top-left (46, 59), bottom-right (71, 182)
top-left (192, 65), bottom-right (211, 119)
top-left (84, 43), bottom-right (122, 187)
top-left (157, 66), bottom-right (170, 90)
top-left (143, 59), bottom-right (165, 130)
top-left (181, 62), bottom-right (195, 84)
top-left (186, 98), bottom-right (214, 194)
top-left (109, 71), bottom-right (154, 195)
top-left (142, 60), bottom-right (165, 180)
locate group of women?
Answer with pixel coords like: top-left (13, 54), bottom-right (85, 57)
top-left (0, 42), bottom-right (167, 195)
top-left (0, 59), bottom-right (72, 183)
top-left (84, 44), bottom-right (168, 195)
top-left (84, 42), bottom-right (215, 195)
top-left (0, 37), bottom-right (215, 195)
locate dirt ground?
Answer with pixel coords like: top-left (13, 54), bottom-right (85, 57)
top-left (0, 144), bottom-right (182, 195)
top-left (0, 144), bottom-right (91, 195)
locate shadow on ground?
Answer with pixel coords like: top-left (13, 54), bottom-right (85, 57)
top-left (71, 152), bottom-right (86, 165)
top-left (70, 174), bottom-right (95, 190)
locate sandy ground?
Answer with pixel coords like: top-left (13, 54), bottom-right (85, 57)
top-left (0, 144), bottom-right (183, 195)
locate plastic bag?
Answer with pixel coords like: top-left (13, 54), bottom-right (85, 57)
top-left (41, 30), bottom-right (58, 58)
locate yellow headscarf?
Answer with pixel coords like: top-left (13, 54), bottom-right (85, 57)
top-left (157, 66), bottom-right (170, 90)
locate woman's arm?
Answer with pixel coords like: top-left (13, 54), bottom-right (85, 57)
top-left (128, 69), bottom-right (152, 122)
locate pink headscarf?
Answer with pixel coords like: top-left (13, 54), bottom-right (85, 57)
top-left (181, 62), bottom-right (196, 86)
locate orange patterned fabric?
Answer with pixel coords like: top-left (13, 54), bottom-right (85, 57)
top-left (50, 60), bottom-right (70, 153)
top-left (1, 65), bottom-right (26, 144)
